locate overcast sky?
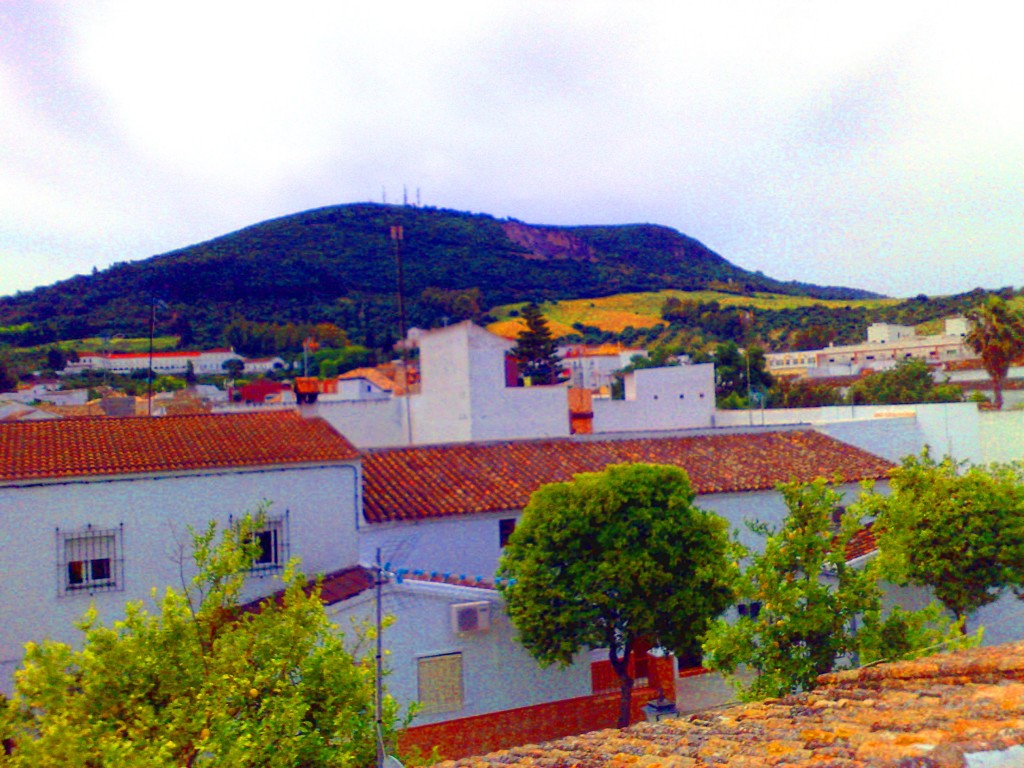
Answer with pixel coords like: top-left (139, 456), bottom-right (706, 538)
top-left (2, 1), bottom-right (1022, 300)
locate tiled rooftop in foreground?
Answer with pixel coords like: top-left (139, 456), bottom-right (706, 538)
top-left (433, 641), bottom-right (1024, 768)
top-left (0, 410), bottom-right (359, 483)
top-left (363, 430), bottom-right (894, 523)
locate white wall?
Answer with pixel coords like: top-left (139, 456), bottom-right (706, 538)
top-left (0, 463), bottom-right (360, 694)
top-left (330, 581), bottom-right (590, 726)
top-left (592, 365), bottom-right (714, 434)
top-left (412, 322), bottom-right (569, 445)
top-left (308, 398), bottom-right (411, 448)
top-left (358, 484), bottom-right (878, 589)
top-left (979, 410), bottom-right (1024, 463)
top-left (360, 511), bottom-right (516, 579)
top-left (713, 402), bottom-right (982, 464)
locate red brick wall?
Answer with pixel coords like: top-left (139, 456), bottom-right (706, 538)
top-left (400, 652), bottom-right (677, 762)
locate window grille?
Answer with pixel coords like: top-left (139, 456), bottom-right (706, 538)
top-left (230, 509), bottom-right (290, 575)
top-left (57, 524), bottom-right (124, 596)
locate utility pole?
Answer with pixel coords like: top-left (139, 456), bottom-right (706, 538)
top-left (391, 224), bottom-right (413, 444)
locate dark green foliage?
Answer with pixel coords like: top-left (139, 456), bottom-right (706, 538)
top-left (510, 304), bottom-right (561, 385)
top-left (499, 463), bottom-right (736, 727)
top-left (713, 341), bottom-right (773, 407)
top-left (965, 296), bottom-right (1024, 409)
top-left (767, 378), bottom-right (842, 408)
top-left (862, 452), bottom-right (1024, 623)
top-left (0, 204), bottom-right (879, 353)
top-left (703, 479), bottom-right (971, 700)
top-left (846, 359), bottom-right (963, 405)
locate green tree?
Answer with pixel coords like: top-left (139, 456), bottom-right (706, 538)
top-left (0, 355), bottom-right (18, 392)
top-left (222, 358), bottom-right (245, 378)
top-left (713, 342), bottom-right (773, 407)
top-left (45, 346), bottom-right (67, 372)
top-left (703, 480), bottom-right (877, 699)
top-left (846, 358), bottom-right (963, 405)
top-left (0, 513), bottom-right (400, 767)
top-left (498, 463), bottom-right (736, 727)
top-left (702, 479), bottom-right (968, 700)
top-left (965, 296), bottom-right (1024, 410)
top-left (861, 452), bottom-right (1024, 626)
top-left (510, 303), bottom-right (562, 385)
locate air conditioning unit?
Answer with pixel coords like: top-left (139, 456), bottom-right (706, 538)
top-left (451, 601), bottom-right (491, 634)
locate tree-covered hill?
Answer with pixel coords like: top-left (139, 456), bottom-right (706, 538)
top-left (0, 203), bottom-right (877, 349)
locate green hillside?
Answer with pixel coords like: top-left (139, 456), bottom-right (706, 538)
top-left (0, 203), bottom-right (877, 351)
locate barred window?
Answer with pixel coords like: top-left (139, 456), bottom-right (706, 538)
top-left (231, 510), bottom-right (290, 575)
top-left (58, 524), bottom-right (124, 596)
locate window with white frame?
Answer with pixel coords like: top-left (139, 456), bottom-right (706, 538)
top-left (233, 510), bottom-right (289, 575)
top-left (58, 524), bottom-right (124, 595)
top-left (417, 652), bottom-right (463, 714)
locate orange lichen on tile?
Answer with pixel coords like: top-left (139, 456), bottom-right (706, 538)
top-left (429, 641), bottom-right (1024, 768)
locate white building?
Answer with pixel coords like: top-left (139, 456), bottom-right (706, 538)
top-left (560, 344), bottom-right (646, 391)
top-left (63, 348), bottom-right (254, 376)
top-left (322, 573), bottom-right (592, 728)
top-left (767, 317), bottom-right (973, 378)
top-left (309, 323), bottom-right (715, 448)
top-left (0, 410), bottom-right (361, 694)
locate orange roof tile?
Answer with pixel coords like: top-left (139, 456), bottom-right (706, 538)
top-left (0, 411), bottom-right (358, 483)
top-left (433, 641), bottom-right (1024, 768)
top-left (337, 367), bottom-right (396, 392)
top-left (362, 430), bottom-right (893, 523)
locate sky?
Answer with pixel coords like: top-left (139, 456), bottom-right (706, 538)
top-left (1, 1), bottom-right (1022, 300)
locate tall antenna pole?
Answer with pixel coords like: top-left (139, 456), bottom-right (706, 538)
top-left (390, 224), bottom-right (413, 444)
top-left (375, 547), bottom-right (385, 768)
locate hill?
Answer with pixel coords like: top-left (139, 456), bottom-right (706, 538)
top-left (0, 203), bottom-right (878, 350)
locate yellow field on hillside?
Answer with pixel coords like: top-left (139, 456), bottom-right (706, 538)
top-left (488, 290), bottom-right (898, 339)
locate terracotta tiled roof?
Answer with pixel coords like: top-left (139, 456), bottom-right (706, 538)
top-left (0, 411), bottom-right (358, 483)
top-left (238, 565), bottom-right (375, 614)
top-left (362, 430), bottom-right (893, 523)
top-left (338, 367), bottom-right (396, 392)
top-left (845, 523), bottom-right (878, 561)
top-left (433, 641), bottom-right (1024, 768)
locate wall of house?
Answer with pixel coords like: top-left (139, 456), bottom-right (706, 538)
top-left (330, 581), bottom-right (591, 729)
top-left (0, 462), bottom-right (360, 694)
top-left (307, 398), bottom-right (411, 448)
top-left (592, 365), bottom-right (715, 434)
top-left (979, 410), bottom-right (1024, 463)
top-left (412, 322), bottom-right (569, 445)
top-left (360, 510), bottom-right (517, 579)
top-left (713, 402), bottom-right (982, 464)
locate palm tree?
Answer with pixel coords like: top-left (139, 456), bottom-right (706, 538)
top-left (965, 296), bottom-right (1024, 409)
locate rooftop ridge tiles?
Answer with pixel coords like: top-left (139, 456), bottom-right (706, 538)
top-left (0, 411), bottom-right (359, 482)
top-left (362, 430), bottom-right (894, 524)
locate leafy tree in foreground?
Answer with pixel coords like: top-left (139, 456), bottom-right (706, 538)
top-left (0, 514), bottom-right (399, 768)
top-left (702, 479), bottom-right (970, 701)
top-left (861, 451), bottom-right (1024, 626)
top-left (510, 302), bottom-right (562, 385)
top-left (498, 463), bottom-right (736, 727)
top-left (965, 296), bottom-right (1024, 410)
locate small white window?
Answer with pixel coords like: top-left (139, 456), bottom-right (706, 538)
top-left (58, 524), bottom-right (123, 595)
top-left (234, 511), bottom-right (289, 575)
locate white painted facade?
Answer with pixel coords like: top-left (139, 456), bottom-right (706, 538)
top-left (561, 346), bottom-right (646, 390)
top-left (592, 364), bottom-right (715, 433)
top-left (64, 348), bottom-right (249, 376)
top-left (310, 323), bottom-right (570, 448)
top-left (713, 402), bottom-right (982, 464)
top-left (767, 317), bottom-right (974, 378)
top-left (329, 580), bottom-right (590, 726)
top-left (0, 462), bottom-right (360, 694)
top-left (411, 322), bottom-right (570, 445)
